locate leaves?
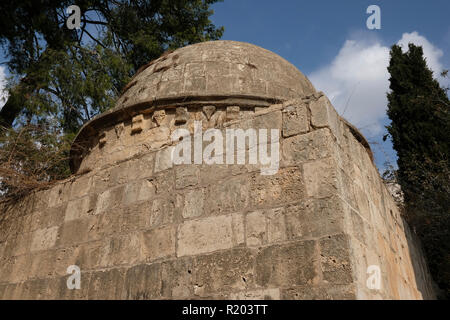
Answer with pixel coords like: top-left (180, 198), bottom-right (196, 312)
top-left (387, 43), bottom-right (450, 299)
top-left (0, 0), bottom-right (224, 198)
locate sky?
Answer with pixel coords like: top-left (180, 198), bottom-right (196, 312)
top-left (210, 0), bottom-right (450, 171)
top-left (0, 0), bottom-right (449, 172)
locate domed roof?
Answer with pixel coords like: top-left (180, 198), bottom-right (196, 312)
top-left (113, 40), bottom-right (316, 110)
top-left (70, 41), bottom-right (317, 172)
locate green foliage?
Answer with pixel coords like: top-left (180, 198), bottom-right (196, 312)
top-left (387, 43), bottom-right (450, 299)
top-left (0, 0), bottom-right (224, 131)
top-left (0, 0), bottom-right (223, 198)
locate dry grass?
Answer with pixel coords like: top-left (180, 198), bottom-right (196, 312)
top-left (0, 124), bottom-right (73, 201)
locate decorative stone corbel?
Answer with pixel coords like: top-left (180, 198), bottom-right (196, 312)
top-left (175, 107), bottom-right (189, 124)
top-left (99, 131), bottom-right (107, 148)
top-left (115, 123), bottom-right (124, 138)
top-left (203, 105), bottom-right (216, 120)
top-left (226, 106), bottom-right (240, 121)
top-left (152, 110), bottom-right (166, 126)
top-left (131, 114), bottom-right (144, 134)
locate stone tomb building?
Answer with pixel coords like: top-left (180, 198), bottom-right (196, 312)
top-left (0, 41), bottom-right (435, 299)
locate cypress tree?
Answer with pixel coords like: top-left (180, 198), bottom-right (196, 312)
top-left (387, 43), bottom-right (450, 298)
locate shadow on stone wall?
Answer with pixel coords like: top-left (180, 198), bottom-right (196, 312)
top-left (403, 219), bottom-right (436, 299)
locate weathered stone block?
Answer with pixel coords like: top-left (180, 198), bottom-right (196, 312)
top-left (319, 234), bottom-right (353, 284)
top-left (9, 254), bottom-right (31, 282)
top-left (118, 203), bottom-right (148, 234)
top-left (30, 226), bottom-right (59, 252)
top-left (142, 226), bottom-right (176, 262)
top-left (310, 95), bottom-right (341, 141)
top-left (240, 109), bottom-right (282, 131)
top-left (185, 62), bottom-right (205, 78)
top-left (206, 61), bottom-right (230, 77)
top-left (206, 75), bottom-right (233, 94)
top-left (256, 241), bottom-right (318, 287)
top-left (205, 176), bottom-right (250, 215)
top-left (126, 153), bottom-right (155, 180)
top-left (149, 197), bottom-right (176, 228)
top-left (285, 197), bottom-right (345, 240)
top-left (266, 207), bottom-right (287, 244)
top-left (200, 164), bottom-right (230, 185)
top-left (123, 263), bottom-right (162, 299)
top-left (88, 269), bottom-right (125, 300)
top-left (13, 232), bottom-right (32, 256)
top-left (56, 273), bottom-right (91, 300)
top-left (70, 175), bottom-right (92, 199)
top-left (47, 183), bottom-right (71, 208)
top-left (354, 184), bottom-right (371, 220)
top-left (65, 196), bottom-right (93, 222)
top-left (230, 288), bottom-right (280, 300)
top-left (282, 128), bottom-right (333, 166)
top-left (20, 277), bottom-right (61, 299)
top-left (240, 78), bottom-right (266, 96)
top-left (281, 284), bottom-right (356, 300)
top-left (95, 186), bottom-right (124, 215)
top-left (139, 179), bottom-right (157, 201)
top-left (193, 248), bottom-right (256, 295)
top-left (177, 214), bottom-right (233, 257)
top-left (184, 77), bottom-right (206, 93)
top-left (28, 249), bottom-right (57, 279)
top-left (123, 181), bottom-right (141, 205)
top-left (53, 245), bottom-right (86, 276)
top-left (282, 103), bottom-right (309, 137)
top-left (251, 167), bottom-right (304, 207)
top-left (246, 210), bottom-right (266, 247)
top-left (160, 257), bottom-right (195, 298)
top-left (58, 218), bottom-right (92, 246)
top-left (157, 80), bottom-right (183, 96)
top-left (154, 146), bottom-right (174, 173)
top-left (148, 170), bottom-right (175, 195)
top-left (109, 161), bottom-right (129, 185)
top-left (0, 257), bottom-right (15, 283)
top-left (175, 165), bottom-right (199, 189)
top-left (350, 209), bottom-right (367, 244)
top-left (31, 204), bottom-right (65, 231)
top-left (231, 212), bottom-right (245, 246)
top-left (182, 189), bottom-right (204, 219)
top-left (105, 232), bottom-right (142, 267)
top-left (303, 158), bottom-right (338, 198)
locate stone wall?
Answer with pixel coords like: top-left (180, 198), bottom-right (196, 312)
top-left (0, 93), bottom-right (434, 299)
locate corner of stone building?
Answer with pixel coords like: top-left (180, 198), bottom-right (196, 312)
top-left (0, 41), bottom-right (436, 300)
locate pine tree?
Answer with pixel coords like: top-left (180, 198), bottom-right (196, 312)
top-left (387, 43), bottom-right (450, 298)
top-left (0, 0), bottom-right (224, 131)
top-left (0, 1), bottom-right (224, 197)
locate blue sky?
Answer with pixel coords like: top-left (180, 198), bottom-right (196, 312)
top-left (1, 0), bottom-right (449, 172)
top-left (211, 0), bottom-right (450, 171)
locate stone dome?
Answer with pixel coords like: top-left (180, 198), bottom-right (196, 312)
top-left (114, 40), bottom-right (316, 109)
top-left (70, 41), bottom-right (317, 172)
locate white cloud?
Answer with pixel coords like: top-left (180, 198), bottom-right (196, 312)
top-left (0, 66), bottom-right (8, 110)
top-left (397, 31), bottom-right (445, 80)
top-left (308, 31), bottom-right (447, 136)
